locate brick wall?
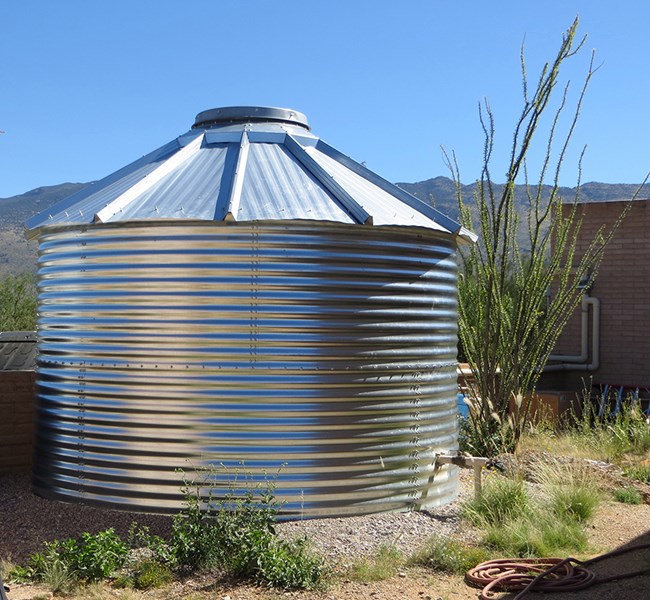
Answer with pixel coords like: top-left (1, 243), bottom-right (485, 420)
top-left (0, 370), bottom-right (36, 473)
top-left (545, 199), bottom-right (650, 390)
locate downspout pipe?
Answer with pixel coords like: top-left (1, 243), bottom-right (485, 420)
top-left (544, 295), bottom-right (600, 372)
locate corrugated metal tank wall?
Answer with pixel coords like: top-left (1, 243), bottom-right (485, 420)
top-left (33, 221), bottom-right (459, 516)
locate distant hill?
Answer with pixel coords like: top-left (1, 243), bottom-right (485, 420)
top-left (396, 177), bottom-right (650, 223)
top-left (0, 182), bottom-right (88, 274)
top-left (1, 178), bottom-right (649, 275)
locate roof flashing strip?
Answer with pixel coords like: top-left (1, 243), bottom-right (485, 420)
top-left (283, 134), bottom-right (372, 225)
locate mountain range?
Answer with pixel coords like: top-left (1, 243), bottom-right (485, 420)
top-left (1, 178), bottom-right (648, 275)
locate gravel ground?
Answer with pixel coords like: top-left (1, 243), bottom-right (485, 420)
top-left (0, 469), bottom-right (475, 567)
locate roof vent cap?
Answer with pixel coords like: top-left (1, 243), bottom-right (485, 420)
top-left (193, 106), bottom-right (310, 130)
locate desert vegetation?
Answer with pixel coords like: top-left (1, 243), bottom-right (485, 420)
top-left (0, 272), bottom-right (37, 331)
top-left (452, 18), bottom-right (645, 458)
top-left (4, 406), bottom-right (649, 599)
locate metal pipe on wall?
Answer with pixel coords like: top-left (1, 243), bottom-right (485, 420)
top-left (545, 295), bottom-right (600, 372)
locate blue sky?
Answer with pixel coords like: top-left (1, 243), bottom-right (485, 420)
top-left (1, 0), bottom-right (648, 198)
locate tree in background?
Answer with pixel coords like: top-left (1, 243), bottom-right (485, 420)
top-left (0, 272), bottom-right (37, 331)
top-left (450, 19), bottom-right (631, 456)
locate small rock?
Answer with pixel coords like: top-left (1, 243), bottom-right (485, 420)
top-left (398, 571), bottom-right (407, 577)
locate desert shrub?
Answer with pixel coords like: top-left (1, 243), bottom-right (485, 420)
top-left (168, 467), bottom-right (324, 590)
top-left (118, 559), bottom-right (174, 590)
top-left (623, 464), bottom-right (650, 484)
top-left (613, 487), bottom-right (643, 504)
top-left (567, 391), bottom-right (650, 461)
top-left (483, 516), bottom-right (587, 557)
top-left (127, 523), bottom-right (173, 564)
top-left (349, 544), bottom-right (403, 582)
top-left (255, 537), bottom-right (324, 590)
top-left (9, 469), bottom-right (325, 592)
top-left (461, 460), bottom-right (597, 558)
top-left (460, 475), bottom-right (529, 527)
top-left (0, 272), bottom-right (37, 331)
top-left (9, 528), bottom-right (127, 589)
top-left (408, 536), bottom-right (490, 575)
top-left (531, 458), bottom-right (600, 523)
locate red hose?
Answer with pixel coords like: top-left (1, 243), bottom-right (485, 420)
top-left (466, 543), bottom-right (650, 599)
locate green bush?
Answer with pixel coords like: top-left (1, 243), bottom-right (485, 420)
top-left (0, 272), bottom-right (37, 331)
top-left (169, 477), bottom-right (280, 573)
top-left (9, 528), bottom-right (127, 587)
top-left (9, 469), bottom-right (325, 592)
top-left (72, 529), bottom-right (128, 581)
top-left (255, 537), bottom-right (324, 590)
top-left (131, 560), bottom-right (174, 590)
top-left (613, 486), bottom-right (643, 504)
top-left (168, 468), bottom-right (325, 590)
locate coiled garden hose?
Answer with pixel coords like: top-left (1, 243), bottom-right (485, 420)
top-left (466, 543), bottom-right (650, 599)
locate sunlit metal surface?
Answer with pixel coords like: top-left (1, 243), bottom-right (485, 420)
top-left (32, 222), bottom-right (459, 516)
top-left (24, 107), bottom-right (475, 244)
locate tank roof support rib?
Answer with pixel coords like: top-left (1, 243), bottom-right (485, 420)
top-left (223, 131), bottom-right (250, 222)
top-left (93, 134), bottom-right (205, 224)
top-left (284, 134), bottom-right (373, 225)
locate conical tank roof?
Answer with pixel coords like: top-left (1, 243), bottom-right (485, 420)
top-left (25, 106), bottom-right (475, 242)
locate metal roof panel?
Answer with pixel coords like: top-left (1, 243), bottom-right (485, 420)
top-left (25, 139), bottom-right (182, 235)
top-left (238, 143), bottom-right (354, 223)
top-left (25, 107), bottom-right (467, 241)
top-left (303, 144), bottom-right (446, 231)
top-left (110, 144), bottom-right (230, 221)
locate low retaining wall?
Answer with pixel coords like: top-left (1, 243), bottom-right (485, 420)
top-left (0, 370), bottom-right (36, 473)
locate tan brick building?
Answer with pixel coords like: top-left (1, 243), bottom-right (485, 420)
top-left (0, 332), bottom-right (37, 473)
top-left (542, 199), bottom-right (650, 397)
